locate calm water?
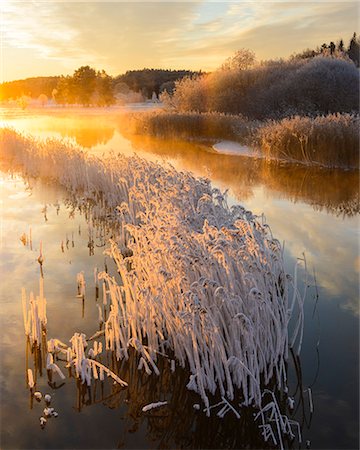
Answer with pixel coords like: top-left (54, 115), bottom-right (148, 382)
top-left (0, 109), bottom-right (359, 449)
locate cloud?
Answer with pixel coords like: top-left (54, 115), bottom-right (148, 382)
top-left (2, 1), bottom-right (202, 76)
top-left (2, 1), bottom-right (358, 80)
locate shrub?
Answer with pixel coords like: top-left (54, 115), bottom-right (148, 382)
top-left (166, 57), bottom-right (359, 120)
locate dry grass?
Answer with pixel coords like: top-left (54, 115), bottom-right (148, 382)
top-left (254, 113), bottom-right (359, 168)
top-left (118, 110), bottom-right (255, 142)
top-left (118, 110), bottom-right (359, 168)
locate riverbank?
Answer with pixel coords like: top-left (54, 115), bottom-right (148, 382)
top-left (118, 111), bottom-right (359, 169)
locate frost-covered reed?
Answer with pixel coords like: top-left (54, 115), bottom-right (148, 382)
top-left (255, 113), bottom-right (359, 168)
top-left (3, 129), bottom-right (305, 437)
top-left (22, 277), bottom-right (47, 346)
top-left (76, 271), bottom-right (86, 298)
top-left (46, 332), bottom-right (127, 387)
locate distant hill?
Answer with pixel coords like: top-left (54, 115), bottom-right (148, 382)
top-left (0, 76), bottom-right (60, 101)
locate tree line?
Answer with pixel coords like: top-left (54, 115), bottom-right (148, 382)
top-left (291, 32), bottom-right (360, 66)
top-left (0, 67), bottom-right (199, 106)
top-left (115, 69), bottom-right (200, 98)
top-left (0, 32), bottom-right (358, 106)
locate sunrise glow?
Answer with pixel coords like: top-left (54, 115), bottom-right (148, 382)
top-left (1, 1), bottom-right (358, 81)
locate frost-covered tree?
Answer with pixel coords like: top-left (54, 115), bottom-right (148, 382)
top-left (221, 48), bottom-right (256, 71)
top-left (73, 66), bottom-right (97, 106)
top-left (168, 56), bottom-right (359, 119)
top-left (38, 93), bottom-right (48, 107)
top-left (95, 70), bottom-right (116, 106)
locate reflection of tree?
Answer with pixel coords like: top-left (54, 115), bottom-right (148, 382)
top-left (36, 115), bottom-right (116, 148)
top-left (26, 343), bottom-right (309, 450)
top-left (261, 164), bottom-right (359, 217)
top-left (63, 126), bottom-right (115, 148)
top-left (119, 130), bottom-right (359, 217)
top-left (120, 133), bottom-right (260, 202)
top-left (19, 169), bottom-right (314, 450)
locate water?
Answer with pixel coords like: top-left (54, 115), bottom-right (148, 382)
top-left (0, 109), bottom-right (358, 449)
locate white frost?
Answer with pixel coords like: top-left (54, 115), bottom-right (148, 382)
top-left (142, 401), bottom-right (168, 412)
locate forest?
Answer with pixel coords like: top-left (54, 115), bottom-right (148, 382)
top-left (0, 32), bottom-right (358, 107)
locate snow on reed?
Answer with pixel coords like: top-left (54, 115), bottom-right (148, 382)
top-left (22, 276), bottom-right (47, 346)
top-left (142, 401), bottom-right (168, 412)
top-left (2, 129), bottom-right (304, 419)
top-left (76, 271), bottom-right (86, 298)
top-left (47, 332), bottom-right (128, 387)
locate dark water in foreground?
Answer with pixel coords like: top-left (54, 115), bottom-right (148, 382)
top-left (0, 109), bottom-right (359, 449)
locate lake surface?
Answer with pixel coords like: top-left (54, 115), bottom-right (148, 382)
top-left (0, 108), bottom-right (359, 449)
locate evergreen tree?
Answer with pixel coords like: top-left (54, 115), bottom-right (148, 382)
top-left (329, 42), bottom-right (336, 55)
top-left (338, 39), bottom-right (344, 52)
top-left (348, 32), bottom-right (360, 67)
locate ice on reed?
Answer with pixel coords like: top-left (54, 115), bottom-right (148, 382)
top-left (66, 332), bottom-right (127, 387)
top-left (22, 277), bottom-right (47, 346)
top-left (39, 417), bottom-right (47, 427)
top-left (142, 401), bottom-right (168, 412)
top-left (46, 352), bottom-right (66, 380)
top-left (4, 129), bottom-right (306, 444)
top-left (306, 387), bottom-right (314, 413)
top-left (27, 368), bottom-right (35, 389)
top-left (76, 271), bottom-right (86, 298)
top-left (254, 390), bottom-right (302, 450)
top-left (43, 407), bottom-right (54, 417)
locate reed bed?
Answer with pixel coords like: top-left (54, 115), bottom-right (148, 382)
top-left (254, 113), bottom-right (359, 168)
top-left (118, 110), bottom-right (359, 168)
top-left (118, 110), bottom-right (254, 142)
top-left (1, 128), bottom-right (305, 444)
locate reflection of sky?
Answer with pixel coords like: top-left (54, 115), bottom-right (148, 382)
top-left (0, 114), bottom-right (359, 449)
top-left (238, 187), bottom-right (360, 316)
top-left (0, 173), bottom-right (358, 449)
top-left (2, 112), bottom-right (359, 316)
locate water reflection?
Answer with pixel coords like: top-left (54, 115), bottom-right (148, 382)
top-left (2, 110), bottom-right (358, 217)
top-left (0, 111), bottom-right (359, 449)
top-left (1, 173), bottom-right (312, 449)
top-left (2, 113), bottom-right (115, 148)
top-left (123, 133), bottom-right (359, 218)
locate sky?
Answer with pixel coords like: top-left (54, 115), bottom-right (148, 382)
top-left (1, 1), bottom-right (359, 82)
